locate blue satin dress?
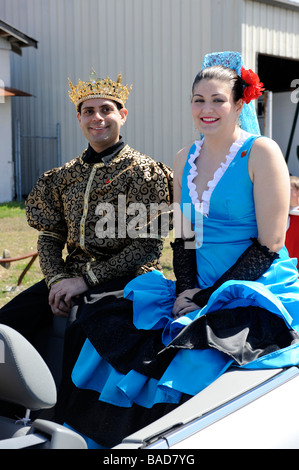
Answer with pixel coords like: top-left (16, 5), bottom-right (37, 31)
top-left (70, 132), bottom-right (299, 417)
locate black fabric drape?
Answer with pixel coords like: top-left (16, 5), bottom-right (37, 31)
top-left (77, 296), bottom-right (176, 379)
top-left (162, 306), bottom-right (299, 366)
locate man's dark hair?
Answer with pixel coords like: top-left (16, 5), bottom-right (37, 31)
top-left (77, 100), bottom-right (123, 114)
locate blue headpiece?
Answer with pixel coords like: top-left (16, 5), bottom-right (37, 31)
top-left (201, 51), bottom-right (261, 135)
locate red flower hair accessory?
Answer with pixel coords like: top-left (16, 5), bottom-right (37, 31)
top-left (240, 66), bottom-right (265, 104)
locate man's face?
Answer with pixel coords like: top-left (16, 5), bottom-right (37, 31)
top-left (77, 98), bottom-right (127, 153)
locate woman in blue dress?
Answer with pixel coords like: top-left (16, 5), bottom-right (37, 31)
top-left (58, 52), bottom-right (299, 448)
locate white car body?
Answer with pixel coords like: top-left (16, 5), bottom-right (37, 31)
top-left (1, 319), bottom-right (299, 450)
top-left (115, 366), bottom-right (299, 449)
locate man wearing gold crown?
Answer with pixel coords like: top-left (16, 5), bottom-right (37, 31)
top-left (0, 72), bottom-right (173, 401)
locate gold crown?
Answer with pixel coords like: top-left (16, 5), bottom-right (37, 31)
top-left (68, 70), bottom-right (132, 110)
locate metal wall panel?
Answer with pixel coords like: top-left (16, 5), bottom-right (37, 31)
top-left (243, 0), bottom-right (299, 68)
top-left (0, 0), bottom-right (243, 195)
top-left (242, 0), bottom-right (299, 177)
top-left (0, 0), bottom-right (298, 195)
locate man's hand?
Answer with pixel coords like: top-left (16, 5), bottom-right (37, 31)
top-left (172, 288), bottom-right (201, 319)
top-left (49, 277), bottom-right (89, 317)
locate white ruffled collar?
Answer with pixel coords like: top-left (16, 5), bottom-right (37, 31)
top-left (187, 130), bottom-right (251, 217)
top-left (290, 206), bottom-right (299, 216)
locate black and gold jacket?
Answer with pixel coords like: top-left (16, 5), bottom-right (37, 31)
top-left (26, 142), bottom-right (173, 288)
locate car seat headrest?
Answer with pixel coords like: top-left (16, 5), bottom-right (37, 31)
top-left (0, 325), bottom-right (56, 411)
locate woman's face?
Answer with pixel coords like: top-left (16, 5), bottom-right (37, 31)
top-left (191, 78), bottom-right (243, 136)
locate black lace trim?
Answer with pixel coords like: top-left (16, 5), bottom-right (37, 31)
top-left (193, 238), bottom-right (279, 308)
top-left (171, 237), bottom-right (197, 295)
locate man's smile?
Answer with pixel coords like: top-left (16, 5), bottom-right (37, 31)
top-left (90, 125), bottom-right (108, 131)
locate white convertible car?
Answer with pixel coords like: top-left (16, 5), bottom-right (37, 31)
top-left (115, 365), bottom-right (299, 449)
top-left (0, 321), bottom-right (299, 449)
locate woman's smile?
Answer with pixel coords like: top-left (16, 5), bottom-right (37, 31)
top-left (200, 117), bottom-right (220, 123)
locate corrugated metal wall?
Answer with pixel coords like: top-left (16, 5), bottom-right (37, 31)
top-left (0, 0), bottom-right (243, 194)
top-left (0, 0), bottom-right (298, 195)
top-left (242, 0), bottom-right (299, 68)
top-left (243, 0), bottom-right (299, 177)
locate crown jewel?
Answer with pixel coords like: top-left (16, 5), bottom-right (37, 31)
top-left (68, 70), bottom-right (132, 110)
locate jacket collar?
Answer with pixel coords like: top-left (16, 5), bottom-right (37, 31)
top-left (83, 136), bottom-right (125, 166)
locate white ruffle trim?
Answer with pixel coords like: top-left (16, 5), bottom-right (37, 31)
top-left (187, 130), bottom-right (250, 217)
top-left (290, 207), bottom-right (299, 216)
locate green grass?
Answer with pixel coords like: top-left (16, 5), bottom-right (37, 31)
top-left (0, 201), bottom-right (26, 218)
top-left (0, 201), bottom-right (43, 307)
top-left (0, 202), bottom-right (174, 308)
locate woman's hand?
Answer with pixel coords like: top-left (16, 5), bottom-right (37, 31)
top-left (172, 288), bottom-right (201, 319)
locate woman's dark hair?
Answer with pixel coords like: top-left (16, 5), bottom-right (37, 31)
top-left (192, 65), bottom-right (244, 103)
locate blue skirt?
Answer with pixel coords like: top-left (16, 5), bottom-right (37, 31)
top-left (72, 259), bottom-right (299, 410)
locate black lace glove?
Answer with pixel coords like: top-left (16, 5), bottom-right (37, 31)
top-left (193, 238), bottom-right (279, 308)
top-left (171, 237), bottom-right (197, 295)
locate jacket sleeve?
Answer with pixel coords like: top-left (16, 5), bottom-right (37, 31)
top-left (25, 169), bottom-right (71, 288)
top-left (81, 238), bottom-right (164, 287)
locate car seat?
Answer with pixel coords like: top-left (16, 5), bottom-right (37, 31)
top-left (0, 324), bottom-right (86, 449)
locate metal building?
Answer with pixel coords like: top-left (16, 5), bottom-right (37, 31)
top-left (0, 19), bottom-right (37, 202)
top-left (0, 0), bottom-right (298, 199)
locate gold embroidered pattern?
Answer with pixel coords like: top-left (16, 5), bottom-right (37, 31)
top-left (26, 146), bottom-right (173, 288)
top-left (86, 262), bottom-right (99, 286)
top-left (39, 231), bottom-right (66, 243)
top-left (80, 166), bottom-right (97, 252)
